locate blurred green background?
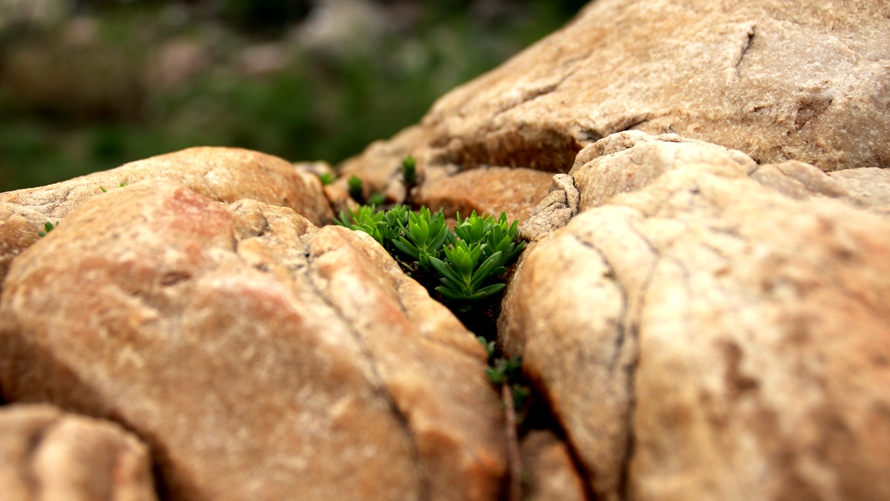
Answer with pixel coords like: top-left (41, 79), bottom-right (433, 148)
top-left (0, 0), bottom-right (587, 192)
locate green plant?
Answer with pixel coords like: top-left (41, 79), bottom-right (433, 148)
top-left (392, 206), bottom-right (449, 268)
top-left (37, 221), bottom-right (58, 237)
top-left (336, 204), bottom-right (524, 307)
top-left (347, 175), bottom-right (363, 201)
top-left (430, 241), bottom-right (506, 301)
top-left (367, 193), bottom-right (387, 206)
top-left (401, 155), bottom-right (417, 187)
top-left (319, 172), bottom-right (334, 186)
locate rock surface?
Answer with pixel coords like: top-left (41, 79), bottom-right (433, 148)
top-left (520, 431), bottom-right (587, 501)
top-left (499, 132), bottom-right (890, 501)
top-left (0, 147), bottom-right (333, 285)
top-left (0, 403), bottom-right (157, 501)
top-left (412, 167), bottom-right (553, 222)
top-left (0, 180), bottom-right (505, 501)
top-left (338, 0), bottom-right (889, 206)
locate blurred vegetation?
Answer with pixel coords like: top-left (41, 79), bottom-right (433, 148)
top-left (0, 0), bottom-right (587, 192)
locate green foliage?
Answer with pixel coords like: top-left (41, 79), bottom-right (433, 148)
top-left (485, 356), bottom-right (523, 386)
top-left (37, 221), bottom-right (58, 237)
top-left (401, 155), bottom-right (417, 187)
top-left (367, 193), bottom-right (387, 207)
top-left (319, 173), bottom-right (334, 186)
top-left (347, 175), bottom-right (363, 201)
top-left (336, 204), bottom-right (524, 306)
top-left (392, 207), bottom-right (449, 268)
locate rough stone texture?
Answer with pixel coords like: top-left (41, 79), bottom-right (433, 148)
top-left (0, 180), bottom-right (505, 501)
top-left (338, 0), bottom-right (889, 201)
top-left (828, 167), bottom-right (890, 212)
top-left (412, 167), bottom-right (553, 222)
top-left (0, 147), bottom-right (333, 284)
top-left (519, 173), bottom-right (580, 242)
top-left (499, 132), bottom-right (890, 501)
top-left (0, 203), bottom-right (49, 283)
top-left (520, 431), bottom-right (587, 501)
top-left (0, 403), bottom-right (157, 501)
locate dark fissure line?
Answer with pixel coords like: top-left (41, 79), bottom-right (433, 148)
top-left (302, 253), bottom-right (432, 501)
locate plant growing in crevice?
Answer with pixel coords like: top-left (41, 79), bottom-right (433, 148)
top-left (37, 221), bottom-right (58, 237)
top-left (335, 204), bottom-right (524, 315)
top-left (347, 175), bottom-right (363, 201)
top-left (339, 203), bottom-right (540, 501)
top-left (401, 154), bottom-right (417, 187)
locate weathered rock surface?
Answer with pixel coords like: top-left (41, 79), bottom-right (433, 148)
top-left (412, 167), bottom-right (553, 222)
top-left (0, 403), bottom-right (157, 501)
top-left (337, 0), bottom-right (889, 213)
top-left (520, 431), bottom-right (587, 501)
top-left (519, 173), bottom-right (580, 242)
top-left (0, 180), bottom-right (505, 501)
top-left (0, 147), bottom-right (333, 284)
top-left (499, 132), bottom-right (890, 501)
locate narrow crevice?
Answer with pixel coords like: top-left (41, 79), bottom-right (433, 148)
top-left (302, 256), bottom-right (432, 501)
top-left (614, 221), bottom-right (665, 499)
top-left (733, 26), bottom-right (756, 75)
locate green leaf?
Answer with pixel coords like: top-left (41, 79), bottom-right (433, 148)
top-left (393, 237), bottom-right (420, 260)
top-left (470, 251), bottom-right (503, 289)
top-left (429, 256), bottom-right (463, 288)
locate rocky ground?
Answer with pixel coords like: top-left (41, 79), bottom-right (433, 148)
top-left (1, 0), bottom-right (889, 500)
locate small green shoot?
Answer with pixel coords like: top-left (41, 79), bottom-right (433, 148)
top-left (485, 356), bottom-right (523, 386)
top-left (99, 186), bottom-right (107, 193)
top-left (401, 155), bottom-right (417, 187)
top-left (347, 175), bottom-right (363, 201)
top-left (319, 172), bottom-right (334, 186)
top-left (37, 221), bottom-right (58, 237)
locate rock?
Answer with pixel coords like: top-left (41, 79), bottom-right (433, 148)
top-left (499, 132), bottom-right (890, 501)
top-left (0, 180), bottom-right (505, 501)
top-left (828, 167), bottom-right (890, 212)
top-left (520, 431), bottom-right (587, 501)
top-left (412, 166), bottom-right (553, 222)
top-left (0, 147), bottom-right (333, 285)
top-left (519, 173), bottom-right (580, 241)
top-left (338, 0), bottom-right (889, 205)
top-left (0, 403), bottom-right (157, 501)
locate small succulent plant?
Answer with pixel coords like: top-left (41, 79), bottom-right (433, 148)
top-left (401, 155), bottom-right (417, 187)
top-left (336, 204), bottom-right (525, 305)
top-left (347, 175), bottom-right (363, 201)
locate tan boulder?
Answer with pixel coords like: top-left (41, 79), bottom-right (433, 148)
top-left (499, 132), bottom-right (890, 501)
top-left (520, 431), bottom-right (587, 501)
top-left (338, 0), bottom-right (888, 208)
top-left (412, 166), bottom-right (553, 223)
top-left (0, 180), bottom-right (505, 501)
top-left (0, 147), bottom-right (333, 284)
top-left (0, 403), bottom-right (157, 501)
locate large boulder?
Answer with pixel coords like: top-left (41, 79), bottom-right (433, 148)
top-left (0, 403), bottom-right (157, 501)
top-left (337, 0), bottom-right (889, 212)
top-left (0, 180), bottom-right (505, 501)
top-left (499, 131), bottom-right (890, 501)
top-left (0, 147), bottom-right (333, 285)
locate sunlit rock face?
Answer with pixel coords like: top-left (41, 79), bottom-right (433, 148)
top-left (1, 1), bottom-right (889, 500)
top-left (0, 180), bottom-right (506, 501)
